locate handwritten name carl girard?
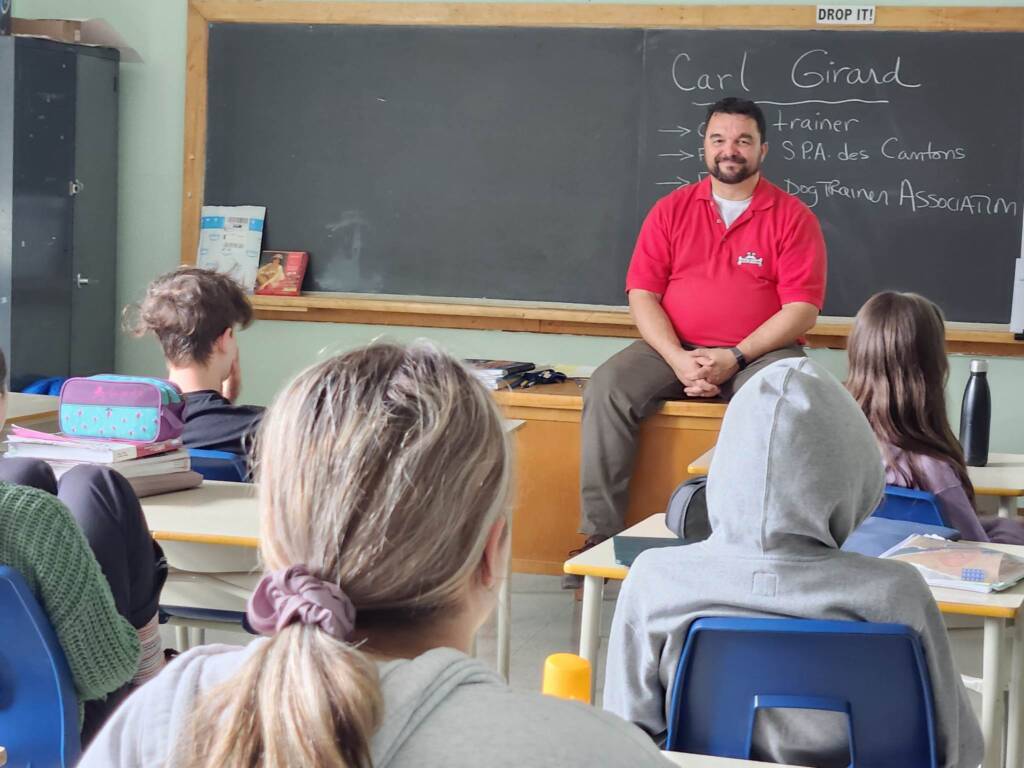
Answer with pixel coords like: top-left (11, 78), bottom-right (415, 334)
top-left (672, 49), bottom-right (921, 95)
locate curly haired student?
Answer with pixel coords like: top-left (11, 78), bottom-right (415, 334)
top-left (125, 267), bottom-right (264, 459)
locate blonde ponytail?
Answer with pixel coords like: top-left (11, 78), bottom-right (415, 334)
top-left (176, 342), bottom-right (510, 766)
top-left (182, 625), bottom-right (381, 768)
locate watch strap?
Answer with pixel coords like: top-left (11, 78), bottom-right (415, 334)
top-left (729, 347), bottom-right (748, 371)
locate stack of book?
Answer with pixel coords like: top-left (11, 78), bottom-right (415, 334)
top-left (4, 426), bottom-right (201, 497)
top-left (881, 534), bottom-right (1024, 593)
top-left (464, 359), bottom-right (535, 390)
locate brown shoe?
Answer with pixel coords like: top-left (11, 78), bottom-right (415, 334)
top-left (561, 534), bottom-right (609, 589)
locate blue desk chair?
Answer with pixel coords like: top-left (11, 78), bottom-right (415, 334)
top-left (0, 566), bottom-right (80, 767)
top-left (187, 448), bottom-right (248, 483)
top-left (18, 376), bottom-right (67, 396)
top-left (666, 617), bottom-right (938, 767)
top-left (873, 485), bottom-right (947, 527)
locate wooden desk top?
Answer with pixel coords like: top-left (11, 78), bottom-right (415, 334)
top-left (7, 393), bottom-right (59, 423)
top-left (141, 420), bottom-right (522, 547)
top-left (493, 381), bottom-right (727, 418)
top-left (141, 480), bottom-right (258, 547)
top-left (968, 453), bottom-right (1024, 497)
top-left (690, 447), bottom-right (1024, 499)
top-left (565, 513), bottom-right (1024, 620)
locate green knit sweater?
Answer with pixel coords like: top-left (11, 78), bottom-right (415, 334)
top-left (0, 482), bottom-right (140, 719)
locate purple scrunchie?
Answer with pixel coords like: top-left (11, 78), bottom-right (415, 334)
top-left (246, 565), bottom-right (356, 641)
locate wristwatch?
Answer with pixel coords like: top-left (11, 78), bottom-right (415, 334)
top-left (729, 347), bottom-right (748, 371)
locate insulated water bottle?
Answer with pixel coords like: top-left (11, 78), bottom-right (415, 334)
top-left (960, 359), bottom-right (991, 467)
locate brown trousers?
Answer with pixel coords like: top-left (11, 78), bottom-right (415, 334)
top-left (578, 340), bottom-right (804, 537)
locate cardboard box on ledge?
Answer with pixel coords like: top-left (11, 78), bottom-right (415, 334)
top-left (11, 17), bottom-right (142, 62)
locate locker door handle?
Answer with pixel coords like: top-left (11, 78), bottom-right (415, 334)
top-left (75, 273), bottom-right (91, 288)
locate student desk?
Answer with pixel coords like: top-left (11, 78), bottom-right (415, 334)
top-left (5, 392), bottom-right (59, 433)
top-left (141, 480), bottom-right (261, 645)
top-left (564, 513), bottom-right (1024, 768)
top-left (493, 382), bottom-right (725, 575)
top-left (660, 754), bottom-right (799, 768)
top-left (688, 447), bottom-right (1024, 519)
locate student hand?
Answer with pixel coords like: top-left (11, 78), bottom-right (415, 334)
top-left (692, 347), bottom-right (739, 386)
top-left (222, 351), bottom-right (242, 403)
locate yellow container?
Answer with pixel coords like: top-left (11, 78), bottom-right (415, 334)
top-left (542, 653), bottom-right (592, 703)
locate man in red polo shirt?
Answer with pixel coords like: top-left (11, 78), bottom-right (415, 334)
top-left (566, 97), bottom-right (826, 585)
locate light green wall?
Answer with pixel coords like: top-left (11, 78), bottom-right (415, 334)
top-left (13, 0), bottom-right (1024, 450)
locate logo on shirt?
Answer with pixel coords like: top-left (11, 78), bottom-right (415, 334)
top-left (737, 251), bottom-right (763, 268)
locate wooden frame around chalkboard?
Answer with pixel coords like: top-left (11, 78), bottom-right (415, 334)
top-left (182, 1), bottom-right (1024, 355)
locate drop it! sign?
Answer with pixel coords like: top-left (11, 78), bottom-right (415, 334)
top-left (816, 5), bottom-right (876, 25)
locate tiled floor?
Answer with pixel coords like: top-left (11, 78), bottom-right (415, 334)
top-left (161, 572), bottom-right (984, 720)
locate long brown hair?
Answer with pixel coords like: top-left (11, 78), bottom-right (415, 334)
top-left (846, 291), bottom-right (974, 504)
top-left (178, 342), bottom-right (512, 767)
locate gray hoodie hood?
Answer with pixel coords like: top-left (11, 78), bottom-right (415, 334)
top-left (372, 648), bottom-right (505, 765)
top-left (706, 357), bottom-right (884, 556)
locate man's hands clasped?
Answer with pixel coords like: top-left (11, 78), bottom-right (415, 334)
top-left (667, 347), bottom-right (739, 398)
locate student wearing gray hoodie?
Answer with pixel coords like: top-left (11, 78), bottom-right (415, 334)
top-left (603, 357), bottom-right (983, 767)
top-left (80, 343), bottom-right (669, 768)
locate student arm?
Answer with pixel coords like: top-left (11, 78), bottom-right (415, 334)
top-left (29, 502), bottom-right (140, 703)
top-left (602, 575), bottom-right (669, 743)
top-left (935, 483), bottom-right (990, 543)
top-left (907, 573), bottom-right (984, 768)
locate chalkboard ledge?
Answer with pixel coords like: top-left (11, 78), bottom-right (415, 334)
top-left (251, 293), bottom-right (638, 336)
top-left (250, 294), bottom-right (1024, 356)
top-left (810, 321), bottom-right (1024, 357)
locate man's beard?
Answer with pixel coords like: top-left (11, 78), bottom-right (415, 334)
top-left (708, 155), bottom-right (760, 184)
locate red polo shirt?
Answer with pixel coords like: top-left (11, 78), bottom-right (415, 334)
top-left (626, 177), bottom-right (826, 348)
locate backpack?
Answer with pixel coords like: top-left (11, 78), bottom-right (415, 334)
top-left (665, 475), bottom-right (712, 543)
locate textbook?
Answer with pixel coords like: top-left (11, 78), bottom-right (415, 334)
top-left (5, 425), bottom-right (182, 463)
top-left (465, 359), bottom-right (535, 377)
top-left (612, 536), bottom-right (688, 566)
top-left (45, 449), bottom-right (191, 480)
top-left (254, 250), bottom-right (308, 296)
top-left (880, 535), bottom-right (1024, 593)
top-left (126, 470), bottom-right (203, 499)
top-left (464, 360), bottom-right (535, 390)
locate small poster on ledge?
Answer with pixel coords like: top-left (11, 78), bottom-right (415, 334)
top-left (254, 250), bottom-right (308, 296)
top-left (196, 205), bottom-right (266, 292)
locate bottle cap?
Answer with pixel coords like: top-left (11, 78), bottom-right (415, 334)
top-left (542, 653), bottom-right (591, 703)
top-left (971, 360), bottom-right (988, 373)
